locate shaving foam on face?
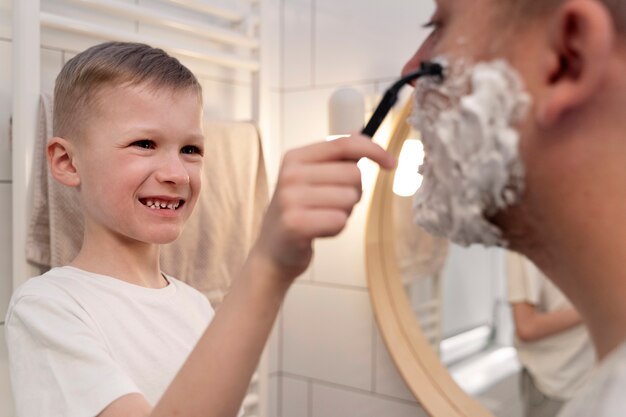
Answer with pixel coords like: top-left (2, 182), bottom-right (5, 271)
top-left (408, 59), bottom-right (531, 247)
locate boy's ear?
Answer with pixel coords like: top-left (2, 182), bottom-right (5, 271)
top-left (47, 137), bottom-right (80, 187)
top-left (537, 0), bottom-right (615, 127)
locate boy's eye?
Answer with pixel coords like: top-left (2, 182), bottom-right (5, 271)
top-left (132, 140), bottom-right (155, 149)
top-left (181, 145), bottom-right (203, 156)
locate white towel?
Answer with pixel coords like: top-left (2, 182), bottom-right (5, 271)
top-left (26, 94), bottom-right (269, 306)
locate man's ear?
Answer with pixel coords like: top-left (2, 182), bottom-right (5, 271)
top-left (538, 0), bottom-right (615, 126)
top-left (47, 137), bottom-right (80, 187)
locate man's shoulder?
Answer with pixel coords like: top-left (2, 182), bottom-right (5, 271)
top-left (558, 342), bottom-right (626, 417)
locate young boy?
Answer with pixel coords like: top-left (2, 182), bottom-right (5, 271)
top-left (4, 42), bottom-right (394, 417)
top-left (403, 0), bottom-right (626, 415)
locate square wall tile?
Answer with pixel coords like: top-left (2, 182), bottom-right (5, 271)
top-left (0, 40), bottom-right (11, 181)
top-left (311, 192), bottom-right (369, 287)
top-left (373, 329), bottom-right (418, 402)
top-left (314, 0), bottom-right (435, 86)
top-left (201, 78), bottom-right (253, 121)
top-left (282, 283), bottom-right (373, 390)
top-left (0, 184), bottom-right (11, 318)
top-left (260, 90), bottom-right (282, 185)
top-left (268, 375), bottom-right (279, 417)
top-left (41, 48), bottom-right (63, 96)
top-left (282, 83), bottom-right (375, 152)
top-left (262, 0), bottom-right (282, 90)
top-left (266, 310), bottom-right (282, 375)
top-left (283, 0), bottom-right (312, 89)
top-left (0, 0), bottom-right (10, 40)
top-left (282, 376), bottom-right (310, 417)
top-left (282, 89), bottom-right (332, 151)
top-left (312, 383), bottom-right (427, 417)
top-left (0, 325), bottom-right (15, 417)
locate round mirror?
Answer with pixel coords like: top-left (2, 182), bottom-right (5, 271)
top-left (365, 98), bottom-right (499, 417)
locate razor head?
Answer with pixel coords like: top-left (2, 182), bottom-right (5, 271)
top-left (398, 61), bottom-right (445, 89)
top-left (361, 61), bottom-right (445, 138)
top-left (420, 61), bottom-right (444, 79)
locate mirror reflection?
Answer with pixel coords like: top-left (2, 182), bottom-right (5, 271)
top-left (390, 127), bottom-right (595, 417)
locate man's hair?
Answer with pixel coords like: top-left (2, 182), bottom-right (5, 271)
top-left (504, 0), bottom-right (626, 32)
top-left (53, 41), bottom-right (202, 139)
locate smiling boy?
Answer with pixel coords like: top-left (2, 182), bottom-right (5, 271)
top-left (403, 0), bottom-right (626, 415)
top-left (5, 42), bottom-right (394, 417)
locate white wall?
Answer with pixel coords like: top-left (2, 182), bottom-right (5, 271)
top-left (266, 1), bottom-right (512, 416)
top-left (267, 0), bottom-right (428, 415)
top-left (0, 1), bottom-right (511, 416)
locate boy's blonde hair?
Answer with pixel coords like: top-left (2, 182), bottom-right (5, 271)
top-left (53, 41), bottom-right (202, 139)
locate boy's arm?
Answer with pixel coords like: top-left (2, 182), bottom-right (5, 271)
top-left (511, 302), bottom-right (584, 343)
top-left (98, 135), bottom-right (394, 417)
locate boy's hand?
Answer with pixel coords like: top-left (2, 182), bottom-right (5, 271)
top-left (254, 135), bottom-right (395, 281)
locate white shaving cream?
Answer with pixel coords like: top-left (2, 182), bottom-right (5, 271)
top-left (409, 59), bottom-right (531, 247)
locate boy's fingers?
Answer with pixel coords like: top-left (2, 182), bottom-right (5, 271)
top-left (280, 185), bottom-right (362, 212)
top-left (286, 135), bottom-right (395, 169)
top-left (282, 209), bottom-right (350, 240)
top-left (280, 162), bottom-right (362, 187)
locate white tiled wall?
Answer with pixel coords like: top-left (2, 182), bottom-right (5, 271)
top-left (268, 1), bottom-right (516, 416)
top-left (1, 1), bottom-right (518, 416)
top-left (268, 0), bottom-right (436, 415)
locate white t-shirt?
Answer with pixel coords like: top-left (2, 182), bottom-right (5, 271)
top-left (558, 341), bottom-right (626, 417)
top-left (5, 266), bottom-right (214, 417)
top-left (507, 252), bottom-right (595, 399)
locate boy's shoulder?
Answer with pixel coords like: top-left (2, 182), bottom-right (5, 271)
top-left (10, 266), bottom-right (79, 300)
top-left (7, 266), bottom-right (213, 323)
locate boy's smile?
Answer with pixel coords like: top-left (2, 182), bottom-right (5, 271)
top-left (72, 83), bottom-right (204, 246)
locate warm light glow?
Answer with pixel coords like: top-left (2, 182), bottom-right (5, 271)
top-left (393, 139), bottom-right (425, 197)
top-left (326, 134), bottom-right (350, 141)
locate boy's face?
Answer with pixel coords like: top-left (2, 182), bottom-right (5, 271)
top-left (73, 84), bottom-right (204, 246)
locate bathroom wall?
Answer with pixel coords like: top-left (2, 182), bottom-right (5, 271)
top-left (0, 1), bottom-right (511, 416)
top-left (266, 1), bottom-right (512, 416)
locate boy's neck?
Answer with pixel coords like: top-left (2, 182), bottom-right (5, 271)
top-left (71, 231), bottom-right (167, 289)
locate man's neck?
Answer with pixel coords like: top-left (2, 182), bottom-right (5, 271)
top-left (522, 213), bottom-right (626, 361)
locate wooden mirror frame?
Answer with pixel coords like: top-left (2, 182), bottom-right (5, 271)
top-left (365, 99), bottom-right (494, 417)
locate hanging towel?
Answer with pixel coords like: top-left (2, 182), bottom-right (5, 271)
top-left (26, 93), bottom-right (84, 269)
top-left (26, 94), bottom-right (269, 306)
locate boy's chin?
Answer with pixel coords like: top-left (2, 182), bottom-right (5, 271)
top-left (140, 229), bottom-right (183, 245)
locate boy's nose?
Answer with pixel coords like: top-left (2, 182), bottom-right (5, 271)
top-left (155, 155), bottom-right (191, 185)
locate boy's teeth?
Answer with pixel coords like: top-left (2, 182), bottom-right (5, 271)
top-left (144, 199), bottom-right (181, 210)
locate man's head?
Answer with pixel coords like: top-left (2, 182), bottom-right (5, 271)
top-left (405, 0), bottom-right (626, 256)
top-left (53, 42), bottom-right (202, 140)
